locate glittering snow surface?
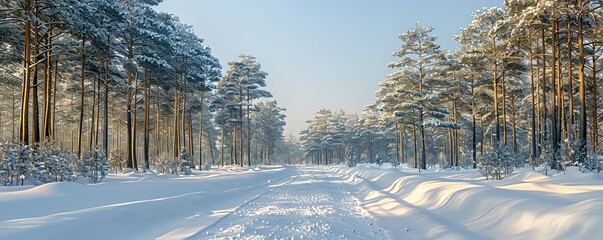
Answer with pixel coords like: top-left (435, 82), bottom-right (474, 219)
top-left (199, 167), bottom-right (386, 239)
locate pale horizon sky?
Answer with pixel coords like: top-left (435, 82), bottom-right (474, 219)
top-left (155, 1), bottom-right (501, 136)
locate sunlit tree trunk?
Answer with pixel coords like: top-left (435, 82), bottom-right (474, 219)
top-left (89, 71), bottom-right (98, 151)
top-left (502, 67), bottom-right (507, 146)
top-left (126, 37), bottom-right (138, 169)
top-left (42, 28), bottom-right (53, 141)
top-left (52, 59), bottom-right (58, 142)
top-left (567, 16), bottom-right (574, 141)
top-left (173, 84), bottom-right (180, 159)
top-left (31, 0), bottom-right (40, 144)
top-left (20, 0), bottom-right (32, 145)
top-left (144, 69), bottom-right (150, 170)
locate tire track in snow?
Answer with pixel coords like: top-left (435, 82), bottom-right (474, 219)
top-left (194, 166), bottom-right (387, 240)
top-left (183, 174), bottom-right (300, 240)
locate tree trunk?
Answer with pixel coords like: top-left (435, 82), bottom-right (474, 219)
top-left (395, 122), bottom-right (400, 164)
top-left (551, 19), bottom-right (560, 169)
top-left (181, 65), bottom-right (188, 158)
top-left (420, 113), bottom-right (427, 170)
top-left (593, 51), bottom-right (599, 173)
top-left (132, 71), bottom-right (139, 169)
top-left (199, 92), bottom-right (205, 168)
top-left (20, 0), bottom-right (32, 145)
top-left (567, 16), bottom-right (574, 141)
top-left (401, 124), bottom-right (405, 164)
top-left (77, 36), bottom-right (85, 157)
top-left (246, 91), bottom-right (251, 166)
top-left (530, 33), bottom-right (537, 165)
top-left (480, 111), bottom-right (484, 155)
top-left (542, 29), bottom-right (548, 150)
top-left (502, 67), bottom-right (507, 146)
top-left (103, 35), bottom-right (109, 156)
top-left (472, 76), bottom-right (477, 169)
top-left (557, 29), bottom-right (564, 142)
top-left (126, 39), bottom-right (137, 169)
top-left (220, 108), bottom-right (225, 167)
top-left (52, 58), bottom-right (58, 142)
top-left (173, 86), bottom-right (179, 159)
top-left (512, 95), bottom-right (517, 154)
top-left (454, 99), bottom-right (459, 166)
top-left (156, 94), bottom-right (161, 160)
top-left (89, 71), bottom-right (97, 150)
top-left (493, 49), bottom-right (500, 144)
top-left (413, 125), bottom-right (417, 168)
top-left (42, 27), bottom-right (53, 141)
top-left (188, 113), bottom-right (194, 168)
top-left (13, 87), bottom-right (16, 143)
top-left (577, 2), bottom-right (587, 164)
top-left (32, 2), bottom-right (40, 144)
top-left (144, 69), bottom-right (150, 170)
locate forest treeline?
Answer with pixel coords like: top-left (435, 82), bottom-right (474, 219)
top-left (0, 0), bottom-right (298, 185)
top-left (300, 0), bottom-right (602, 178)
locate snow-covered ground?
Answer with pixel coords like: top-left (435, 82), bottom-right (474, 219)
top-left (1, 164), bottom-right (602, 239)
top-left (335, 164), bottom-right (603, 239)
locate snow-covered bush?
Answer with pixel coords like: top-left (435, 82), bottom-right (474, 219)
top-left (179, 147), bottom-right (192, 175)
top-left (81, 147), bottom-right (108, 184)
top-left (561, 138), bottom-right (577, 167)
top-left (152, 153), bottom-right (179, 175)
top-left (478, 143), bottom-right (514, 180)
top-left (346, 155), bottom-right (356, 167)
top-left (390, 159), bottom-right (400, 169)
top-left (581, 155), bottom-right (599, 173)
top-left (0, 143), bottom-right (33, 186)
top-left (30, 142), bottom-right (79, 184)
top-left (151, 148), bottom-right (191, 175)
top-left (109, 150), bottom-right (127, 173)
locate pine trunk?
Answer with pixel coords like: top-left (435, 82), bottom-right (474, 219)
top-left (577, 3), bottom-right (587, 164)
top-left (20, 0), bottom-right (32, 145)
top-left (42, 29), bottom-right (53, 141)
top-left (77, 36), bottom-right (85, 157)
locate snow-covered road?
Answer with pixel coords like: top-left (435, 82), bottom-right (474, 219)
top-left (2, 164), bottom-right (603, 240)
top-left (196, 166), bottom-right (386, 240)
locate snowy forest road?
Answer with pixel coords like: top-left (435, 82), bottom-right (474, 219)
top-left (189, 166), bottom-right (386, 240)
top-left (5, 164), bottom-right (601, 239)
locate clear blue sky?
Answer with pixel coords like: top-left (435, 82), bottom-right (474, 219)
top-left (155, 1), bottom-right (501, 136)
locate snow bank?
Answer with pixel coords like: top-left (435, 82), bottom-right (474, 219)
top-left (0, 166), bottom-right (294, 240)
top-left (331, 165), bottom-right (603, 240)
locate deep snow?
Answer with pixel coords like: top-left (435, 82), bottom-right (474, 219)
top-left (1, 164), bottom-right (602, 239)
